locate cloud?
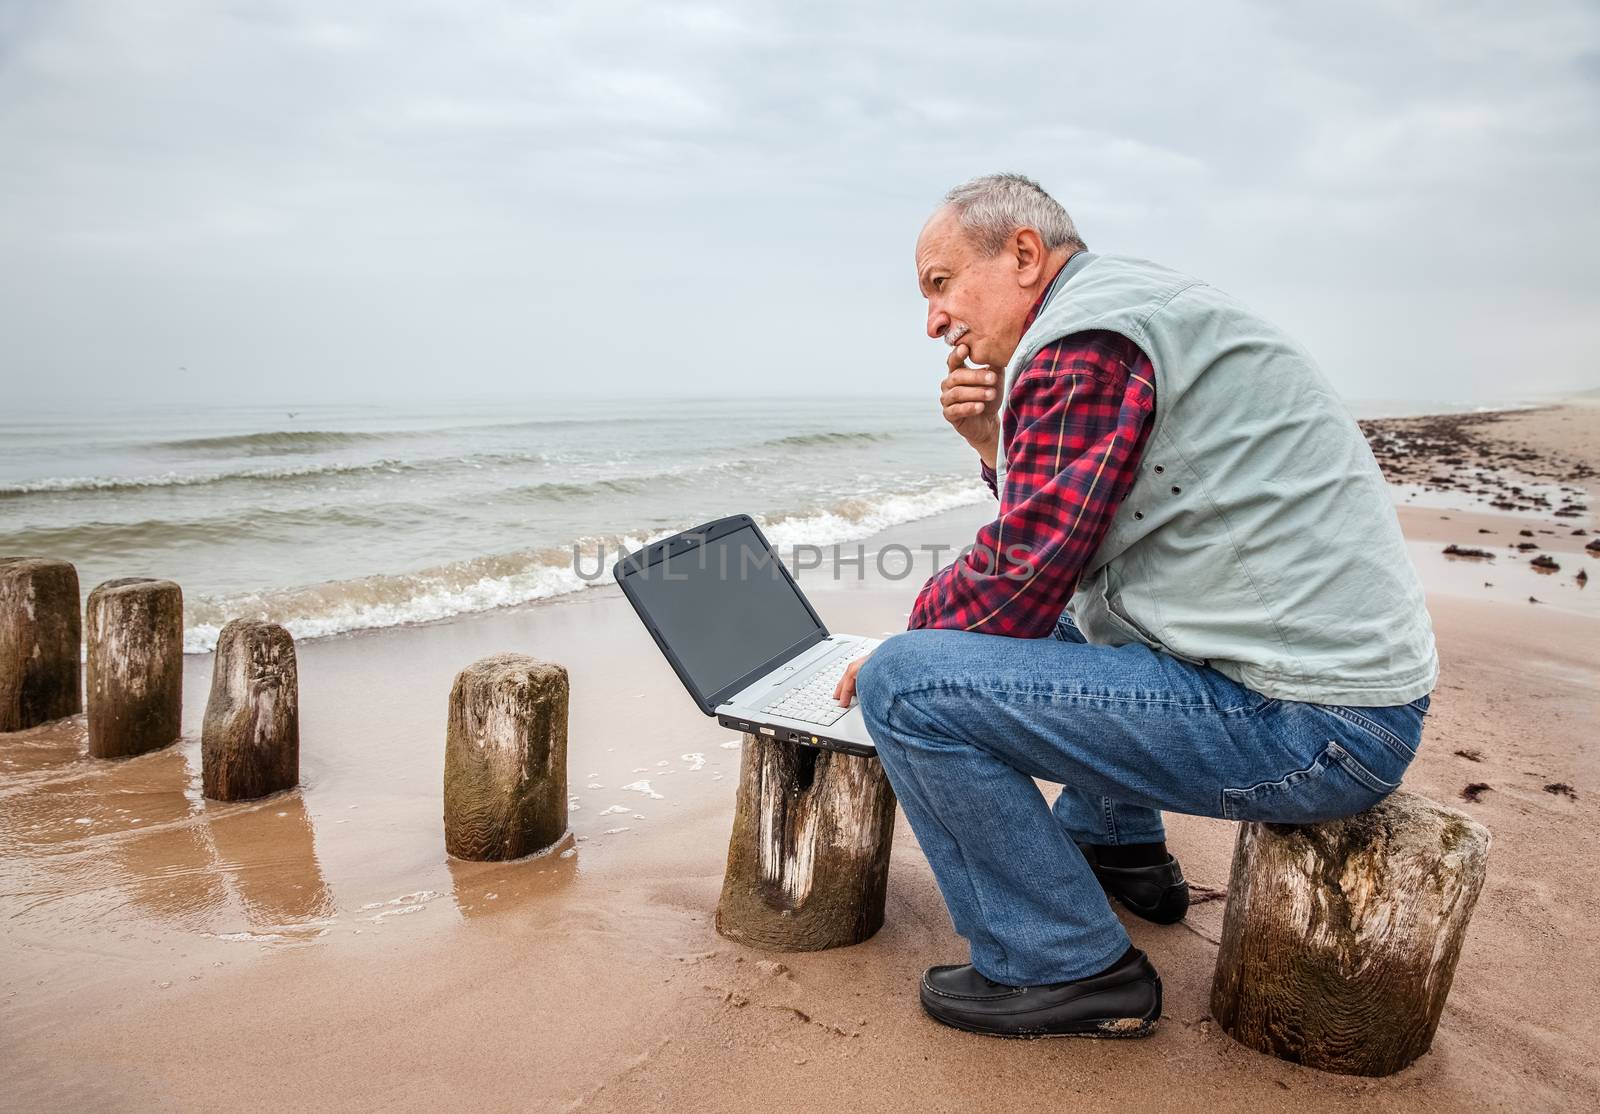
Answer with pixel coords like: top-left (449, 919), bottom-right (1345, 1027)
top-left (1, 0), bottom-right (1597, 405)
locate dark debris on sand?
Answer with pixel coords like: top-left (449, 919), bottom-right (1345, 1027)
top-left (1359, 409), bottom-right (1594, 515)
top-left (1543, 783), bottom-right (1579, 802)
top-left (1454, 748), bottom-right (1484, 762)
top-left (1461, 783), bottom-right (1493, 803)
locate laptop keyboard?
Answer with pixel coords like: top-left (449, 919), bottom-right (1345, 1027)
top-left (761, 648), bottom-right (870, 727)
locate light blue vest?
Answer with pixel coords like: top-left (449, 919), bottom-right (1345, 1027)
top-left (998, 253), bottom-right (1438, 706)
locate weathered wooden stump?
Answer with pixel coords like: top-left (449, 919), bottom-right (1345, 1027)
top-left (85, 578), bottom-right (183, 759)
top-left (444, 653), bottom-right (569, 861)
top-left (715, 733), bottom-right (897, 951)
top-left (0, 557), bottom-right (82, 731)
top-left (1210, 791), bottom-right (1492, 1077)
top-left (202, 619), bottom-right (299, 800)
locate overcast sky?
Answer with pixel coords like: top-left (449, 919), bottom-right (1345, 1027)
top-left (2, 0), bottom-right (1597, 408)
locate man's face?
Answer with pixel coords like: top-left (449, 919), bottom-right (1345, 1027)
top-left (915, 206), bottom-right (1046, 370)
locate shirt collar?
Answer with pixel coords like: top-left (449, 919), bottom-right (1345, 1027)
top-left (1022, 249), bottom-right (1083, 330)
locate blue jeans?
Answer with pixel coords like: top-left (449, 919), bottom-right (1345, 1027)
top-left (855, 609), bottom-right (1429, 986)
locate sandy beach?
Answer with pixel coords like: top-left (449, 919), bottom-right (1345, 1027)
top-left (3, 400), bottom-right (1597, 1112)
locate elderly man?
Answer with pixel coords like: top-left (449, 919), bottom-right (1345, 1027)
top-left (833, 173), bottom-right (1437, 1039)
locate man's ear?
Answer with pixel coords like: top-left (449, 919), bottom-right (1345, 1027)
top-left (1012, 227), bottom-right (1047, 286)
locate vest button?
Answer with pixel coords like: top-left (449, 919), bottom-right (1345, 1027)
top-left (1153, 465), bottom-right (1165, 474)
top-left (1170, 485), bottom-right (1181, 495)
top-left (1133, 511), bottom-right (1144, 520)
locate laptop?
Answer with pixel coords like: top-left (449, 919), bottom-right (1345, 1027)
top-left (612, 514), bottom-right (880, 758)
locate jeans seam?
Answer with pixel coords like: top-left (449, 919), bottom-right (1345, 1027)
top-left (890, 680), bottom-right (1252, 716)
top-left (1328, 741), bottom-right (1399, 793)
top-left (1222, 744), bottom-right (1331, 819)
top-left (1325, 705), bottom-right (1417, 760)
top-left (883, 691), bottom-right (1013, 983)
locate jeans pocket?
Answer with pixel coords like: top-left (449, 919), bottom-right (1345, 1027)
top-left (1222, 740), bottom-right (1397, 823)
top-left (1325, 703), bottom-right (1424, 762)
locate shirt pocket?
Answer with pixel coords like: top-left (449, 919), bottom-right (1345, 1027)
top-left (1221, 739), bottom-right (1398, 824)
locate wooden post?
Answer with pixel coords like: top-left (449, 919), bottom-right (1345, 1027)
top-left (1210, 791), bottom-right (1491, 1077)
top-left (715, 733), bottom-right (897, 951)
top-left (202, 619), bottom-right (299, 801)
top-left (0, 557), bottom-right (82, 731)
top-left (85, 578), bottom-right (183, 759)
top-left (444, 653), bottom-right (569, 861)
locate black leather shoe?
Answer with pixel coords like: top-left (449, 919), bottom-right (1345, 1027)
top-left (919, 948), bottom-right (1161, 1039)
top-left (1076, 843), bottom-right (1190, 925)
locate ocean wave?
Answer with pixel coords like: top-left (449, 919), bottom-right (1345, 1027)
top-left (767, 431), bottom-right (896, 449)
top-left (504, 459), bottom-right (763, 503)
top-left (145, 422), bottom-right (896, 459)
top-left (153, 429), bottom-right (416, 455)
top-left (149, 417), bottom-right (668, 456)
top-left (506, 476), bottom-right (654, 501)
top-left (183, 543), bottom-right (630, 653)
top-left (757, 479), bottom-right (990, 550)
top-left (6, 505), bottom-right (433, 555)
top-left (179, 478), bottom-right (990, 652)
top-left (0, 452), bottom-right (546, 498)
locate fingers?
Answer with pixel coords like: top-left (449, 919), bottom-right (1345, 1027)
top-left (941, 361), bottom-right (998, 392)
top-left (940, 352), bottom-right (992, 400)
top-left (834, 657), bottom-right (865, 707)
top-left (941, 383), bottom-right (996, 409)
top-left (941, 355), bottom-right (997, 393)
top-left (940, 354), bottom-right (999, 421)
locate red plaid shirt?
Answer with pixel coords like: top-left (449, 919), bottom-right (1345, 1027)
top-left (908, 271), bottom-right (1157, 636)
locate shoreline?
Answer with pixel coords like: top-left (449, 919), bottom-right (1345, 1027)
top-left (167, 394), bottom-right (1600, 658)
top-left (3, 400), bottom-right (1597, 1111)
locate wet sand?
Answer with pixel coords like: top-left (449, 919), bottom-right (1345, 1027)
top-left (4, 401), bottom-right (1598, 1111)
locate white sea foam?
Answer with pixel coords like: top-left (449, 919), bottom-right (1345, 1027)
top-left (167, 477), bottom-right (987, 653)
top-left (756, 479), bottom-right (988, 552)
top-left (183, 554), bottom-right (607, 652)
top-left (620, 780), bottom-right (664, 800)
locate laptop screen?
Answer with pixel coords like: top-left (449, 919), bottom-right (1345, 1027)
top-left (618, 522), bottom-right (824, 709)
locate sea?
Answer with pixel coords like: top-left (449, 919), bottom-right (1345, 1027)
top-left (0, 393), bottom-right (1541, 653)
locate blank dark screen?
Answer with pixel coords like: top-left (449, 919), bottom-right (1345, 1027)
top-left (625, 526), bottom-right (822, 703)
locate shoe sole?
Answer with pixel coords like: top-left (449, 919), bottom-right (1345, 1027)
top-left (1093, 873), bottom-right (1189, 926)
top-left (920, 980), bottom-right (1162, 1041)
top-left (1108, 889), bottom-right (1188, 926)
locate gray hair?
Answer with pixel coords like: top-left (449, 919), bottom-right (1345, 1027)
top-left (941, 173), bottom-right (1085, 256)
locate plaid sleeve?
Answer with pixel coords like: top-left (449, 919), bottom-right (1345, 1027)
top-left (908, 331), bottom-right (1156, 637)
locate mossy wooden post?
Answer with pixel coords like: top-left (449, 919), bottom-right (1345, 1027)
top-left (85, 578), bottom-right (183, 759)
top-left (0, 557), bottom-right (82, 731)
top-left (1210, 791), bottom-right (1491, 1077)
top-left (716, 732), bottom-right (897, 951)
top-left (444, 653), bottom-right (569, 860)
top-left (202, 619), bottom-right (299, 800)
